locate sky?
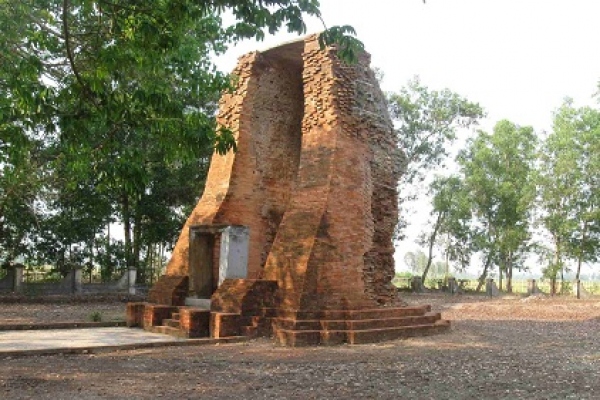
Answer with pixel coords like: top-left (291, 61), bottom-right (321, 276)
top-left (212, 0), bottom-right (600, 276)
top-left (216, 0), bottom-right (600, 133)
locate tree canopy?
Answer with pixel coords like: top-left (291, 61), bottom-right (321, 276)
top-left (0, 0), bottom-right (364, 279)
top-left (537, 99), bottom-right (600, 281)
top-left (1, 1), bottom-right (598, 289)
top-left (388, 77), bottom-right (484, 240)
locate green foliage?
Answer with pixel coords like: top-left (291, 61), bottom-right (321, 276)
top-left (0, 132), bottom-right (45, 263)
top-left (318, 25), bottom-right (364, 63)
top-left (0, 0), bottom-right (365, 277)
top-left (537, 99), bottom-right (600, 279)
top-left (427, 175), bottom-right (475, 273)
top-left (389, 77), bottom-right (485, 188)
top-left (89, 311), bottom-right (102, 322)
top-left (459, 120), bottom-right (538, 291)
top-left (404, 250), bottom-right (429, 275)
top-left (388, 77), bottom-right (484, 239)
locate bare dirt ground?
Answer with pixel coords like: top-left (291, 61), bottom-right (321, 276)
top-left (0, 302), bottom-right (125, 324)
top-left (1, 293), bottom-right (600, 399)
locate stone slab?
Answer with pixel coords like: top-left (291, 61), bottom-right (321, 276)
top-left (0, 321), bottom-right (126, 331)
top-left (0, 327), bottom-right (248, 357)
top-left (185, 297), bottom-right (211, 308)
top-left (0, 327), bottom-right (182, 353)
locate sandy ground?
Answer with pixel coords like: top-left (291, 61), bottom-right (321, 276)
top-left (1, 293), bottom-right (599, 399)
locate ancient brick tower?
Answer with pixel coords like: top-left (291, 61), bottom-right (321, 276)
top-left (132, 35), bottom-right (449, 345)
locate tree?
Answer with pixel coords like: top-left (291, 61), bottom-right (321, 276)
top-left (404, 249), bottom-right (429, 276)
top-left (388, 77), bottom-right (484, 239)
top-left (0, 0), bottom-right (364, 268)
top-left (420, 175), bottom-right (475, 282)
top-left (459, 120), bottom-right (537, 292)
top-left (32, 154), bottom-right (112, 275)
top-left (0, 131), bottom-right (45, 263)
top-left (404, 249), bottom-right (445, 284)
top-left (537, 99), bottom-right (600, 282)
top-left (1, 0), bottom-right (363, 155)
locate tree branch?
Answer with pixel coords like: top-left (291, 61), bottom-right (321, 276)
top-left (62, 0), bottom-right (87, 92)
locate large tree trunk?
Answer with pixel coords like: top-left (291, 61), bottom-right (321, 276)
top-left (498, 265), bottom-right (503, 292)
top-left (146, 244), bottom-right (153, 285)
top-left (476, 228), bottom-right (495, 292)
top-left (132, 204), bottom-right (142, 282)
top-left (121, 192), bottom-right (133, 274)
top-left (421, 211), bottom-right (444, 283)
top-left (551, 233), bottom-right (561, 296)
top-left (560, 267), bottom-right (565, 295)
top-left (159, 243), bottom-right (165, 278)
top-left (105, 222), bottom-right (112, 281)
top-left (576, 246), bottom-right (583, 299)
top-left (88, 238), bottom-right (94, 283)
top-left (444, 250), bottom-right (450, 284)
top-left (576, 220), bottom-right (588, 282)
top-left (475, 252), bottom-right (493, 292)
top-left (552, 233), bottom-right (561, 279)
top-left (506, 251), bottom-right (513, 293)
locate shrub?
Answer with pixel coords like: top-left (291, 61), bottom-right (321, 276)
top-left (89, 311), bottom-right (103, 322)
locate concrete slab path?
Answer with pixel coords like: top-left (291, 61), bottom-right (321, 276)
top-left (0, 327), bottom-right (183, 353)
top-left (0, 327), bottom-right (247, 357)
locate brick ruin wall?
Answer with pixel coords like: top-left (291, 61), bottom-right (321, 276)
top-left (166, 49), bottom-right (303, 286)
top-left (342, 53), bottom-right (403, 305)
top-left (166, 35), bottom-right (401, 308)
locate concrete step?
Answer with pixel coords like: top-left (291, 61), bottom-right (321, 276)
top-left (336, 313), bottom-right (441, 330)
top-left (272, 318), bottom-right (321, 331)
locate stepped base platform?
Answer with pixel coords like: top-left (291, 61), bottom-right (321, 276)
top-left (269, 305), bottom-right (450, 346)
top-left (275, 319), bottom-right (450, 346)
top-left (127, 302), bottom-right (450, 345)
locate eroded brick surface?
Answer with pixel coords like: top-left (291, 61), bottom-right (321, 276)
top-left (166, 35), bottom-right (400, 310)
top-left (179, 308), bottom-right (210, 338)
top-left (211, 279), bottom-right (278, 314)
top-left (147, 276), bottom-right (189, 306)
top-left (149, 36), bottom-right (442, 345)
top-left (126, 302), bottom-right (145, 327)
top-left (143, 304), bottom-right (177, 328)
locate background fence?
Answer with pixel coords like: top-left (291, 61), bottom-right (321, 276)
top-left (0, 265), bottom-right (147, 296)
top-left (393, 276), bottom-right (600, 296)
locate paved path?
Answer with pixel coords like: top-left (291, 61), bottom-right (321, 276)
top-left (0, 327), bottom-right (184, 354)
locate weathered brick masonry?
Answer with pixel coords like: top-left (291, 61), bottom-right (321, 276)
top-left (167, 42), bottom-right (304, 290)
top-left (168, 36), bottom-right (400, 305)
top-left (137, 35), bottom-right (449, 345)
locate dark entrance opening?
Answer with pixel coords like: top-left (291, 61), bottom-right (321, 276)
top-left (188, 225), bottom-right (250, 299)
top-left (189, 230), bottom-right (216, 298)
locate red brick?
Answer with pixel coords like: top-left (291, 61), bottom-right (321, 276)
top-left (126, 302), bottom-right (145, 327)
top-left (148, 36), bottom-right (449, 345)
